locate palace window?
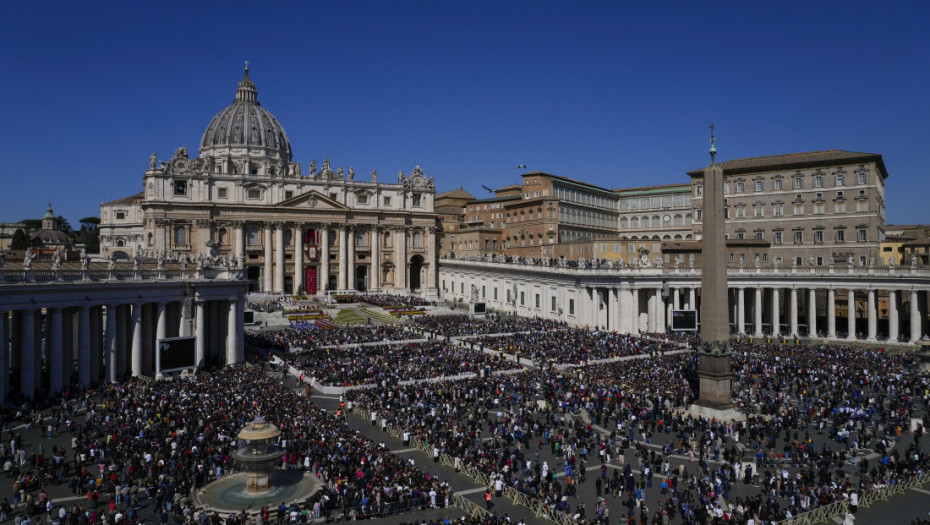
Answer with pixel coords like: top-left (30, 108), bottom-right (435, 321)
top-left (247, 189), bottom-right (261, 200)
top-left (813, 175), bottom-right (824, 188)
top-left (773, 202), bottom-right (784, 216)
top-left (857, 171), bottom-right (868, 185)
top-left (735, 181), bottom-right (745, 193)
top-left (793, 177), bottom-right (803, 189)
top-left (753, 203), bottom-right (764, 217)
top-left (773, 179), bottom-right (783, 191)
top-left (173, 226), bottom-right (187, 246)
top-left (857, 228), bottom-right (867, 242)
top-left (247, 227), bottom-right (260, 245)
top-left (794, 231), bottom-right (803, 244)
top-left (174, 180), bottom-right (187, 196)
top-left (773, 231), bottom-right (783, 244)
top-left (217, 188), bottom-right (227, 199)
top-left (814, 230), bottom-right (824, 243)
top-left (793, 203), bottom-right (804, 216)
top-left (834, 173), bottom-right (845, 186)
top-left (835, 229), bottom-right (845, 243)
top-left (754, 180), bottom-right (764, 192)
top-left (412, 194), bottom-right (422, 207)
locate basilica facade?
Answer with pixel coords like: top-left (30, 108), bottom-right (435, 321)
top-left (100, 67), bottom-right (439, 296)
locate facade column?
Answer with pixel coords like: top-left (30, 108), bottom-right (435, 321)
top-left (233, 221), bottom-right (245, 259)
top-left (672, 288), bottom-right (680, 310)
top-left (736, 287), bottom-right (745, 335)
top-left (867, 289), bottom-right (877, 341)
top-left (910, 289), bottom-right (921, 343)
top-left (427, 226), bottom-right (438, 293)
top-left (105, 305), bottom-right (118, 382)
top-left (155, 219), bottom-right (167, 252)
top-left (226, 299), bottom-right (238, 365)
top-left (195, 300), bottom-right (206, 368)
top-left (198, 219), bottom-right (212, 256)
top-left (395, 227), bottom-right (408, 291)
top-left (78, 307), bottom-right (91, 387)
top-left (771, 288), bottom-right (781, 337)
top-left (347, 226), bottom-right (356, 290)
top-left (689, 287), bottom-right (697, 311)
top-left (888, 289), bottom-right (899, 342)
top-left (808, 288), bottom-right (817, 338)
top-left (294, 225), bottom-right (304, 294)
top-left (338, 226), bottom-right (348, 290)
top-left (320, 226), bottom-right (330, 294)
top-left (370, 227), bottom-right (381, 290)
top-left (754, 287), bottom-right (763, 337)
top-left (131, 303), bottom-right (143, 377)
top-left (790, 288), bottom-right (798, 338)
top-left (847, 290), bottom-right (856, 340)
top-left (263, 223), bottom-right (273, 292)
top-left (155, 302), bottom-right (167, 374)
top-left (274, 223), bottom-right (285, 293)
top-left (827, 289), bottom-right (837, 338)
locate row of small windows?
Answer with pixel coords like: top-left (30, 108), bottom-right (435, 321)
top-left (727, 199), bottom-right (868, 218)
top-left (731, 228), bottom-right (869, 244)
top-left (620, 214), bottom-right (692, 229)
top-left (695, 170), bottom-right (870, 196)
top-left (161, 226), bottom-right (422, 249)
top-left (620, 193), bottom-right (691, 211)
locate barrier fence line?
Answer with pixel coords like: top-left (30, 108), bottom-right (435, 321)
top-left (779, 471), bottom-right (929, 525)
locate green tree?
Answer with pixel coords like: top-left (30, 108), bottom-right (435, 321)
top-left (10, 229), bottom-right (29, 250)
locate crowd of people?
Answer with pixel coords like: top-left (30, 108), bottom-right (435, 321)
top-left (413, 315), bottom-right (566, 337)
top-left (287, 341), bottom-right (522, 386)
top-left (246, 323), bottom-right (416, 352)
top-left (362, 294), bottom-right (432, 308)
top-left (473, 330), bottom-right (682, 364)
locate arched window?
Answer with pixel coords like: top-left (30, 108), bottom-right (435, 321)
top-left (383, 230), bottom-right (392, 248)
top-left (174, 226), bottom-right (187, 246)
top-left (673, 214), bottom-right (683, 226)
top-left (631, 217), bottom-right (639, 228)
top-left (674, 234), bottom-right (682, 240)
top-left (652, 215), bottom-right (660, 228)
top-left (662, 235), bottom-right (671, 240)
top-left (620, 218), bottom-right (628, 229)
top-left (116, 239), bottom-right (124, 247)
top-left (685, 213), bottom-right (692, 226)
top-left (147, 232), bottom-right (153, 247)
top-left (413, 231), bottom-right (423, 248)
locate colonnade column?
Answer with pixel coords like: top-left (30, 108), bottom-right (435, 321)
top-left (888, 290), bottom-right (899, 342)
top-left (808, 289), bottom-right (817, 338)
top-left (737, 288), bottom-right (746, 335)
top-left (131, 303), bottom-right (143, 377)
top-left (155, 302), bottom-right (167, 374)
top-left (0, 312), bottom-right (6, 404)
top-left (771, 288), bottom-right (781, 337)
top-left (689, 287), bottom-right (696, 311)
top-left (847, 290), bottom-right (856, 340)
top-left (105, 305), bottom-right (118, 382)
top-left (226, 299), bottom-right (238, 365)
top-left (263, 223), bottom-right (273, 292)
top-left (195, 301), bottom-right (206, 368)
top-left (910, 289), bottom-right (920, 343)
top-left (21, 310), bottom-right (38, 400)
top-left (610, 287), bottom-right (620, 332)
top-left (47, 308), bottom-right (63, 394)
top-left (370, 226), bottom-right (380, 290)
top-left (867, 289), bottom-right (877, 341)
top-left (789, 288), bottom-right (798, 338)
top-left (754, 287), bottom-right (763, 337)
top-left (338, 226), bottom-right (348, 290)
top-left (78, 307), bottom-right (91, 387)
top-left (294, 225), bottom-right (304, 294)
top-left (827, 289), bottom-right (837, 338)
top-left (347, 227), bottom-right (356, 290)
top-left (631, 288), bottom-right (640, 333)
top-left (274, 223), bottom-right (285, 293)
top-left (320, 226), bottom-right (330, 294)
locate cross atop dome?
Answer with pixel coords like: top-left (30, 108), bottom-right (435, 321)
top-left (235, 61), bottom-right (258, 104)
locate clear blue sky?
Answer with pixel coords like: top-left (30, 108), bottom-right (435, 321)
top-left (2, 1), bottom-right (927, 226)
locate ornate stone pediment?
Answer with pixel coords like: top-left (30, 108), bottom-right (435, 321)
top-left (278, 190), bottom-right (349, 210)
top-left (163, 146), bottom-right (204, 175)
top-left (403, 166), bottom-right (435, 191)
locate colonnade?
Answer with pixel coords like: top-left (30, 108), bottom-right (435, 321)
top-left (439, 260), bottom-right (929, 344)
top-left (1, 277), bottom-right (245, 405)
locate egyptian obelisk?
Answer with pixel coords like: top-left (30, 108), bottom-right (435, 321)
top-left (692, 124), bottom-right (743, 420)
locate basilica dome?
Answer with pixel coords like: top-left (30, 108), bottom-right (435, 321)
top-left (199, 66), bottom-right (292, 163)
